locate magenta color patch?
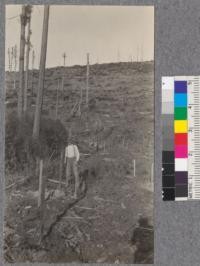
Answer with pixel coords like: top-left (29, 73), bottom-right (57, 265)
top-left (175, 145), bottom-right (188, 158)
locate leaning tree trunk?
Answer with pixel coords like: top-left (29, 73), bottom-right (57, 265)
top-left (24, 15), bottom-right (32, 113)
top-left (18, 6), bottom-right (26, 119)
top-left (33, 5), bottom-right (50, 139)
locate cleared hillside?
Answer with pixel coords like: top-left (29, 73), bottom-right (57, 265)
top-left (5, 61), bottom-right (154, 263)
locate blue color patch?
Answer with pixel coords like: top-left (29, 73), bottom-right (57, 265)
top-left (174, 93), bottom-right (187, 107)
top-left (174, 81), bottom-right (187, 93)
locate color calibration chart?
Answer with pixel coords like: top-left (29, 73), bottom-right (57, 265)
top-left (162, 76), bottom-right (200, 201)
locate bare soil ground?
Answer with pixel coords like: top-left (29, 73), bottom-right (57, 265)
top-left (4, 61), bottom-right (154, 263)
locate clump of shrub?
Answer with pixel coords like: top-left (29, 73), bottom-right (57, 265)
top-left (6, 113), bottom-right (68, 173)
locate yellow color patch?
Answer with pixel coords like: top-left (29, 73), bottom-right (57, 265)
top-left (174, 120), bottom-right (188, 133)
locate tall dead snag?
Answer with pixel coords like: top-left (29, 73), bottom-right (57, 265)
top-left (31, 49), bottom-right (35, 98)
top-left (13, 45), bottom-right (18, 90)
top-left (18, 5), bottom-right (26, 119)
top-left (11, 47), bottom-right (14, 71)
top-left (55, 79), bottom-right (60, 119)
top-left (86, 53), bottom-right (90, 108)
top-left (33, 5), bottom-right (50, 139)
top-left (78, 85), bottom-right (82, 116)
top-left (24, 5), bottom-right (33, 112)
top-left (61, 52), bottom-right (66, 109)
top-left (8, 48), bottom-right (11, 71)
top-left (63, 52), bottom-right (66, 67)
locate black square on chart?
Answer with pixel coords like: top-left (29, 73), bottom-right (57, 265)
top-left (162, 163), bottom-right (174, 176)
top-left (175, 185), bottom-right (188, 198)
top-left (162, 175), bottom-right (175, 188)
top-left (162, 151), bottom-right (174, 164)
top-left (163, 188), bottom-right (175, 201)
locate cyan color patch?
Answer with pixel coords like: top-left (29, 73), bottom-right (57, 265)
top-left (174, 93), bottom-right (187, 107)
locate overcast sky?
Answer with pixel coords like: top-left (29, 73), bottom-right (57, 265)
top-left (6, 5), bottom-right (154, 69)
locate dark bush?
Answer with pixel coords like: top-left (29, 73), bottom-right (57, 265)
top-left (6, 112), bottom-right (68, 172)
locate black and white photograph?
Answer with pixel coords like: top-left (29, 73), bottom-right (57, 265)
top-left (4, 4), bottom-right (154, 264)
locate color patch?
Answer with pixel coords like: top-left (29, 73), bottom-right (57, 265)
top-left (175, 158), bottom-right (187, 171)
top-left (163, 188), bottom-right (175, 201)
top-left (174, 107), bottom-right (187, 120)
top-left (162, 90), bottom-right (174, 102)
top-left (162, 175), bottom-right (175, 187)
top-left (175, 133), bottom-right (188, 145)
top-left (174, 81), bottom-right (187, 93)
top-left (175, 145), bottom-right (188, 158)
top-left (174, 93), bottom-right (187, 107)
top-left (162, 164), bottom-right (175, 175)
top-left (162, 151), bottom-right (174, 163)
top-left (175, 171), bottom-right (188, 184)
top-left (174, 120), bottom-right (187, 133)
top-left (162, 102), bottom-right (174, 114)
top-left (175, 185), bottom-right (188, 197)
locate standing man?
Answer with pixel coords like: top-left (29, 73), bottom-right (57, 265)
top-left (64, 138), bottom-right (80, 199)
top-left (131, 215), bottom-right (153, 264)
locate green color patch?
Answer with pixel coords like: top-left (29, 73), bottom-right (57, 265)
top-left (174, 107), bottom-right (187, 120)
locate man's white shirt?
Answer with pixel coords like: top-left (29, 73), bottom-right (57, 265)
top-left (65, 144), bottom-right (80, 162)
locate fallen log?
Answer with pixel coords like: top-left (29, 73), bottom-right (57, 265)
top-left (47, 178), bottom-right (66, 186)
top-left (6, 178), bottom-right (26, 190)
top-left (42, 193), bottom-right (86, 242)
top-left (63, 216), bottom-right (84, 219)
top-left (75, 206), bottom-right (94, 210)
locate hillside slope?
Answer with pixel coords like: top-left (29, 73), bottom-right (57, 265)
top-left (5, 61), bottom-right (154, 263)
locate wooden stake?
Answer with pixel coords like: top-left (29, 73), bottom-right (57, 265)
top-left (38, 159), bottom-right (46, 242)
top-left (151, 163), bottom-right (154, 184)
top-left (133, 159), bottom-right (136, 177)
top-left (59, 149), bottom-right (64, 189)
top-left (38, 159), bottom-right (45, 208)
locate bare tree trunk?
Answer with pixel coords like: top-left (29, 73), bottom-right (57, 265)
top-left (78, 85), bottom-right (82, 116)
top-left (24, 15), bottom-right (32, 112)
top-left (8, 48), bottom-right (11, 71)
top-left (13, 45), bottom-right (17, 90)
top-left (18, 6), bottom-right (26, 119)
top-left (55, 79), bottom-right (59, 119)
top-left (11, 47), bottom-right (14, 71)
top-left (31, 49), bottom-right (35, 99)
top-left (86, 53), bottom-right (89, 108)
top-left (33, 5), bottom-right (50, 138)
